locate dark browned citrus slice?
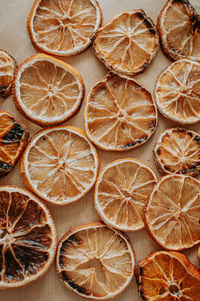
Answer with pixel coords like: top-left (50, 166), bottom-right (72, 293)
top-left (0, 186), bottom-right (57, 288)
top-left (0, 50), bottom-right (17, 98)
top-left (0, 111), bottom-right (29, 177)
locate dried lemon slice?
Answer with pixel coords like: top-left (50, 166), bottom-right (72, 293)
top-left (93, 10), bottom-right (159, 76)
top-left (145, 174), bottom-right (200, 250)
top-left (95, 159), bottom-right (158, 231)
top-left (13, 53), bottom-right (84, 126)
top-left (84, 73), bottom-right (157, 151)
top-left (0, 50), bottom-right (16, 98)
top-left (154, 128), bottom-right (200, 177)
top-left (20, 126), bottom-right (99, 205)
top-left (158, 0), bottom-right (200, 61)
top-left (155, 59), bottom-right (200, 124)
top-left (0, 186), bottom-right (57, 288)
top-left (27, 0), bottom-right (102, 56)
top-left (135, 251), bottom-right (200, 300)
top-left (56, 223), bottom-right (135, 299)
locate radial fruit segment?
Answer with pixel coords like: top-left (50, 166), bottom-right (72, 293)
top-left (0, 186), bottom-right (57, 288)
top-left (95, 159), bottom-right (158, 231)
top-left (85, 73), bottom-right (157, 151)
top-left (145, 174), bottom-right (200, 250)
top-left (27, 0), bottom-right (102, 56)
top-left (20, 126), bottom-right (99, 205)
top-left (56, 223), bottom-right (135, 300)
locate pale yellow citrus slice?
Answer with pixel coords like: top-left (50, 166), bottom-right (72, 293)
top-left (158, 0), bottom-right (200, 61)
top-left (95, 159), bottom-right (158, 231)
top-left (27, 0), bottom-right (102, 56)
top-left (84, 73), bottom-right (157, 151)
top-left (0, 186), bottom-right (57, 289)
top-left (93, 10), bottom-right (159, 76)
top-left (56, 222), bottom-right (135, 300)
top-left (20, 126), bottom-right (99, 206)
top-left (12, 53), bottom-right (84, 126)
top-left (0, 111), bottom-right (29, 177)
top-left (135, 251), bottom-right (200, 300)
top-left (154, 128), bottom-right (200, 177)
top-left (0, 50), bottom-right (17, 98)
top-left (144, 174), bottom-right (200, 250)
top-left (155, 59), bottom-right (200, 124)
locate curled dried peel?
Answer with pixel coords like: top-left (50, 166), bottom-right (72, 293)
top-left (145, 175), bottom-right (200, 250)
top-left (56, 223), bottom-right (135, 300)
top-left (93, 10), bottom-right (159, 76)
top-left (154, 128), bottom-right (200, 177)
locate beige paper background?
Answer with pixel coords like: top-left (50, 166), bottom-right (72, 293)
top-left (0, 0), bottom-right (200, 300)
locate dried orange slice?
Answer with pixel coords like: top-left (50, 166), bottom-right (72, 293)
top-left (155, 59), bottom-right (200, 124)
top-left (144, 174), bottom-right (200, 250)
top-left (135, 250), bottom-right (200, 300)
top-left (84, 73), bottom-right (157, 151)
top-left (27, 0), bottom-right (102, 56)
top-left (95, 159), bottom-right (158, 232)
top-left (158, 0), bottom-right (200, 61)
top-left (20, 126), bottom-right (99, 206)
top-left (56, 222), bottom-right (135, 300)
top-left (0, 50), bottom-right (17, 98)
top-left (0, 111), bottom-right (29, 177)
top-left (12, 53), bottom-right (84, 126)
top-left (0, 186), bottom-right (57, 288)
top-left (93, 10), bottom-right (159, 76)
top-left (154, 128), bottom-right (200, 177)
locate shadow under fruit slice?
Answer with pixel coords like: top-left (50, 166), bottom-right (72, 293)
top-left (154, 128), bottom-right (200, 177)
top-left (20, 126), bottom-right (99, 205)
top-left (56, 222), bottom-right (135, 300)
top-left (93, 10), bottom-right (159, 76)
top-left (158, 0), bottom-right (200, 61)
top-left (135, 250), bottom-right (200, 300)
top-left (84, 73), bottom-right (157, 151)
top-left (144, 174), bottom-right (200, 251)
top-left (0, 50), bottom-right (17, 98)
top-left (0, 111), bottom-right (29, 177)
top-left (0, 186), bottom-right (57, 288)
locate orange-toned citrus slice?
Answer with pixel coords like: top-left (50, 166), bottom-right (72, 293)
top-left (0, 50), bottom-right (17, 98)
top-left (135, 250), bottom-right (200, 300)
top-left (95, 159), bottom-right (158, 232)
top-left (0, 186), bottom-right (57, 289)
top-left (158, 0), bottom-right (200, 61)
top-left (20, 126), bottom-right (99, 206)
top-left (27, 0), bottom-right (102, 56)
top-left (56, 222), bottom-right (135, 300)
top-left (155, 59), bottom-right (200, 124)
top-left (93, 10), bottom-right (159, 76)
top-left (144, 174), bottom-right (200, 250)
top-left (84, 73), bottom-right (157, 151)
top-left (0, 111), bottom-right (29, 177)
top-left (154, 128), bottom-right (200, 177)
top-left (12, 53), bottom-right (84, 126)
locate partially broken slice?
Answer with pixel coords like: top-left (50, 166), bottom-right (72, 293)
top-left (0, 50), bottom-right (17, 98)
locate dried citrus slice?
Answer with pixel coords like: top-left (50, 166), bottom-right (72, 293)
top-left (0, 111), bottom-right (29, 177)
top-left (93, 10), bottom-right (159, 76)
top-left (20, 126), bottom-right (99, 206)
top-left (84, 73), bottom-right (157, 151)
top-left (154, 128), bottom-right (200, 177)
top-left (144, 174), bottom-right (200, 250)
top-left (0, 186), bottom-right (57, 288)
top-left (12, 53), bottom-right (84, 126)
top-left (56, 222), bottom-right (135, 300)
top-left (155, 59), bottom-right (200, 124)
top-left (95, 159), bottom-right (158, 232)
top-left (158, 0), bottom-right (200, 61)
top-left (27, 0), bottom-right (102, 56)
top-left (135, 250), bottom-right (200, 300)
top-left (0, 50), bottom-right (17, 98)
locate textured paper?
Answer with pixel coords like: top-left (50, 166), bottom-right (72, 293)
top-left (0, 0), bottom-right (200, 300)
